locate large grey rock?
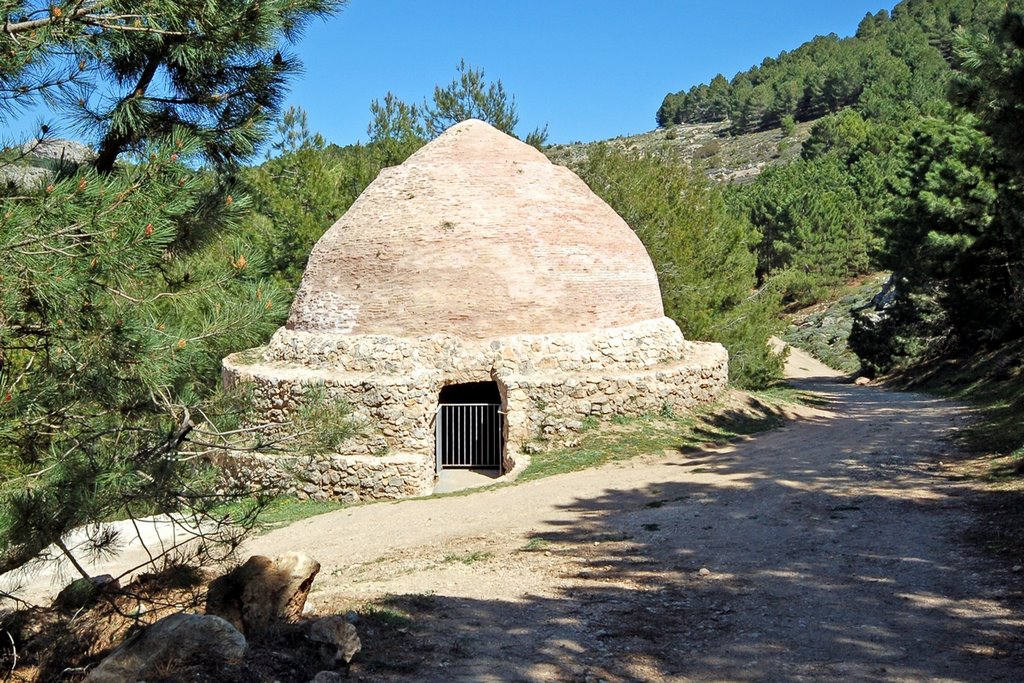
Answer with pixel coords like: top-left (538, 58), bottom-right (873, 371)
top-left (0, 164), bottom-right (48, 189)
top-left (21, 138), bottom-right (95, 164)
top-left (206, 552), bottom-right (321, 637)
top-left (308, 615), bottom-right (361, 666)
top-left (1, 138), bottom-right (95, 190)
top-left (84, 613), bottom-right (245, 683)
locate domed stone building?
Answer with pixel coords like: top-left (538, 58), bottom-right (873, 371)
top-left (223, 120), bottom-right (727, 501)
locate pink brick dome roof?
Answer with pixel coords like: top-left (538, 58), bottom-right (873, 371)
top-left (286, 119), bottom-right (665, 339)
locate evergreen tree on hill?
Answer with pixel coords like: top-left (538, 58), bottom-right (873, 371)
top-left (851, 3), bottom-right (1024, 373)
top-left (573, 147), bottom-right (785, 389)
top-left (656, 0), bottom-right (1007, 133)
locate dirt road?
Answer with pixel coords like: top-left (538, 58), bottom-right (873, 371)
top-left (251, 348), bottom-right (1024, 682)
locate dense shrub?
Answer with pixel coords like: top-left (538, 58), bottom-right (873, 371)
top-left (573, 145), bottom-right (785, 388)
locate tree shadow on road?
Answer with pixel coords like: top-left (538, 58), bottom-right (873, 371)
top-left (347, 378), bottom-right (1024, 682)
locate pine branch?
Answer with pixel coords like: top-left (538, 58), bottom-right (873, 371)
top-left (80, 19), bottom-right (190, 37)
top-left (53, 536), bottom-right (91, 581)
top-left (1, 4), bottom-right (99, 36)
top-left (94, 49), bottom-right (167, 172)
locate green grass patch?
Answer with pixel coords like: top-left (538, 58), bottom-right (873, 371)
top-left (521, 537), bottom-right (551, 552)
top-left (216, 496), bottom-right (347, 532)
top-left (361, 604), bottom-right (414, 627)
top-left (518, 386), bottom-right (804, 483)
top-left (442, 550), bottom-right (493, 565)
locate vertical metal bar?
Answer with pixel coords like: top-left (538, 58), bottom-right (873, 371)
top-left (496, 405), bottom-right (502, 469)
top-left (455, 405), bottom-right (460, 467)
top-left (435, 407), bottom-right (442, 472)
top-left (492, 404), bottom-right (498, 467)
top-left (437, 400), bottom-right (506, 469)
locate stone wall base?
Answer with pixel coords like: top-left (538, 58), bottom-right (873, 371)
top-left (214, 451), bottom-right (435, 503)
top-left (221, 318), bottom-right (728, 501)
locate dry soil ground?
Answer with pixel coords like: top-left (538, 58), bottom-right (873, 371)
top-left (246, 348), bottom-right (1024, 682)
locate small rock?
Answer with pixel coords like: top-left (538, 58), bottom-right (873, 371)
top-left (854, 376), bottom-right (871, 386)
top-left (54, 574), bottom-right (119, 610)
top-left (308, 615), bottom-right (361, 665)
top-left (344, 610), bottom-right (359, 624)
top-left (311, 672), bottom-right (344, 683)
top-left (1012, 565), bottom-right (1022, 573)
top-left (698, 567), bottom-right (712, 577)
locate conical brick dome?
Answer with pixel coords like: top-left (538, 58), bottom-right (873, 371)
top-left (286, 119), bottom-right (665, 338)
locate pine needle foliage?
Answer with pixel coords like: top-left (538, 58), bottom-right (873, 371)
top-left (1, 0), bottom-right (343, 170)
top-left (852, 4), bottom-right (1024, 373)
top-left (0, 0), bottom-right (350, 586)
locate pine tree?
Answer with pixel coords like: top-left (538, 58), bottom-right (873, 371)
top-left (363, 59), bottom-right (548, 162)
top-left (952, 7), bottom-right (1024, 336)
top-left (0, 0), bottom-right (348, 582)
top-left (2, 0), bottom-right (343, 171)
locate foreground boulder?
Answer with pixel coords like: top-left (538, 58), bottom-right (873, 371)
top-left (83, 613), bottom-right (245, 683)
top-left (206, 551), bottom-right (321, 637)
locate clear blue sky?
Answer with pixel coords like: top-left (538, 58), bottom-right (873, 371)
top-left (5, 1), bottom-right (900, 148)
top-left (288, 0), bottom-right (899, 146)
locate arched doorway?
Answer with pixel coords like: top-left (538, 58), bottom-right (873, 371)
top-left (435, 381), bottom-right (504, 471)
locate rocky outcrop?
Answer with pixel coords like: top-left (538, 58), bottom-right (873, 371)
top-left (21, 138), bottom-right (95, 165)
top-left (1, 139), bottom-right (95, 190)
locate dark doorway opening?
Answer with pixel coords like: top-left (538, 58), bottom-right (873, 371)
top-left (436, 382), bottom-right (504, 471)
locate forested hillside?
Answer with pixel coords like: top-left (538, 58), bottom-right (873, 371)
top-left (657, 0), bottom-right (1007, 133)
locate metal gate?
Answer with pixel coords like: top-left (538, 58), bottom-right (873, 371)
top-left (436, 403), bottom-right (503, 469)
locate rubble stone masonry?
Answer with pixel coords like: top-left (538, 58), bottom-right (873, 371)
top-left (222, 317), bottom-right (727, 501)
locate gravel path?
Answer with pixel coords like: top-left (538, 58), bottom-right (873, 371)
top-left (248, 348), bottom-right (1024, 682)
